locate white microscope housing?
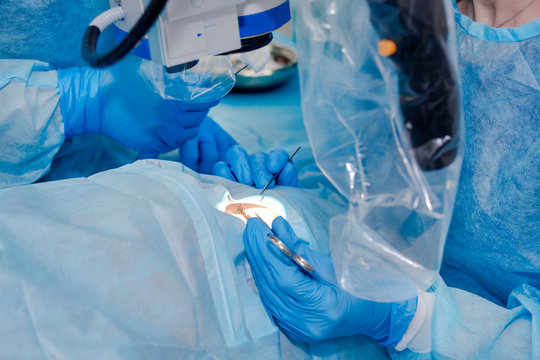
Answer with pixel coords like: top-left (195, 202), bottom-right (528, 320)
top-left (111, 0), bottom-right (290, 71)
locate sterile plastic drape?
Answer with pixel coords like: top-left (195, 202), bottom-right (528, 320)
top-left (140, 55), bottom-right (236, 105)
top-left (294, 0), bottom-right (464, 301)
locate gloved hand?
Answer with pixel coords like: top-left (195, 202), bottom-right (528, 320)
top-left (179, 117), bottom-right (238, 174)
top-left (57, 59), bottom-right (218, 158)
top-left (243, 216), bottom-right (417, 346)
top-left (212, 146), bottom-right (299, 188)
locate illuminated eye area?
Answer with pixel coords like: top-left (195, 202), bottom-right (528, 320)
top-left (216, 193), bottom-right (287, 225)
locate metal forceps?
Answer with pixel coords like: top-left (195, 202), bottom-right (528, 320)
top-left (266, 233), bottom-right (315, 274)
top-left (249, 214), bottom-right (315, 274)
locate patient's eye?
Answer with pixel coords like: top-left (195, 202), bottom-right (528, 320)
top-left (218, 193), bottom-right (286, 225)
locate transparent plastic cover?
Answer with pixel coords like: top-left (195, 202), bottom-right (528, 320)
top-left (293, 0), bottom-right (464, 301)
top-left (141, 55), bottom-right (236, 106)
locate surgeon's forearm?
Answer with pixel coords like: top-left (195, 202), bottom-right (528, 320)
top-left (390, 277), bottom-right (536, 359)
top-left (0, 59), bottom-right (65, 187)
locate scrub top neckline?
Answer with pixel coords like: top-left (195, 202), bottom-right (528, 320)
top-left (452, 0), bottom-right (540, 42)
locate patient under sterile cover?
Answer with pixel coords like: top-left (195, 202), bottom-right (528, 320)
top-left (0, 160), bottom-right (389, 360)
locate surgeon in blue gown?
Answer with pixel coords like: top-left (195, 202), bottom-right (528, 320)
top-left (1, 0), bottom-right (538, 358)
top-left (0, 1), bottom-right (298, 189)
top-left (239, 0), bottom-right (540, 358)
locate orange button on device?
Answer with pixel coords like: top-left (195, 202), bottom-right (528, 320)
top-left (378, 39), bottom-right (397, 57)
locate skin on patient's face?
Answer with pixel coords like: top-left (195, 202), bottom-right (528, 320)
top-left (225, 202), bottom-right (280, 223)
top-left (221, 193), bottom-right (283, 225)
top-left (457, 0), bottom-right (540, 27)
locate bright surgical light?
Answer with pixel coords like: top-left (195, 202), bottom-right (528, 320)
top-left (216, 192), bottom-right (287, 226)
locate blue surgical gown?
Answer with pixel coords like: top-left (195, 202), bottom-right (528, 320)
top-left (0, 0), bottom-right (112, 68)
top-left (0, 1), bottom-right (538, 358)
top-left (440, 10), bottom-right (540, 307)
top-left (393, 4), bottom-right (539, 359)
top-left (0, 1), bottom-right (121, 187)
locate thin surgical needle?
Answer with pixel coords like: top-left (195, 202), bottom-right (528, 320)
top-left (259, 146), bottom-right (301, 200)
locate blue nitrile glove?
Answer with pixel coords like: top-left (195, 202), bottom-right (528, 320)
top-left (57, 59), bottom-right (218, 159)
top-left (212, 146), bottom-right (299, 188)
top-left (243, 216), bottom-right (417, 346)
top-left (179, 117), bottom-right (238, 174)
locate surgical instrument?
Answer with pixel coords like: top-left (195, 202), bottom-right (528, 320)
top-left (259, 146), bottom-right (300, 200)
top-left (266, 234), bottom-right (314, 274)
top-left (82, 0), bottom-right (291, 72)
top-left (253, 213), bottom-right (315, 275)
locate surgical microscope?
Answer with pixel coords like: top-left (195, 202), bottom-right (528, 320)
top-left (82, 0), bottom-right (460, 171)
top-left (82, 0), bottom-right (290, 72)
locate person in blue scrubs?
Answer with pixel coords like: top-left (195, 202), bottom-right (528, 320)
top-left (0, 1), bottom-right (298, 189)
top-left (241, 0), bottom-right (540, 357)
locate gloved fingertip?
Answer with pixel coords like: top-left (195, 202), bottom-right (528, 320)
top-left (212, 161), bottom-right (236, 181)
top-left (226, 144), bottom-right (246, 157)
top-left (271, 217), bottom-right (299, 248)
top-left (266, 149), bottom-right (289, 173)
top-left (256, 173), bottom-right (274, 190)
top-left (249, 152), bottom-right (266, 169)
top-left (238, 168), bottom-right (254, 186)
top-left (250, 151), bottom-right (266, 161)
top-left (246, 217), bottom-right (269, 231)
top-left (227, 145), bottom-right (253, 185)
top-left (271, 216), bottom-right (287, 229)
top-left (250, 152), bottom-right (274, 189)
top-left (277, 163), bottom-right (299, 187)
